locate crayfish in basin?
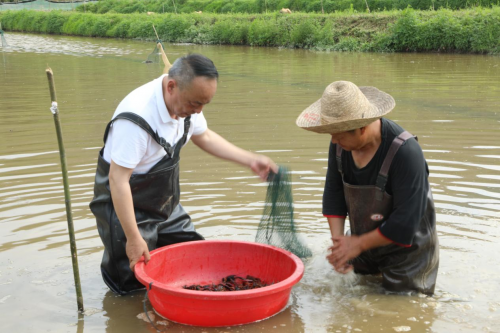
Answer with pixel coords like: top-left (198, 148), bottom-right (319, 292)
top-left (183, 274), bottom-right (272, 291)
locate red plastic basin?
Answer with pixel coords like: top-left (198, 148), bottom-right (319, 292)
top-left (135, 240), bottom-right (304, 327)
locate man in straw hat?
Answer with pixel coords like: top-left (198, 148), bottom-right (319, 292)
top-left (297, 81), bottom-right (439, 295)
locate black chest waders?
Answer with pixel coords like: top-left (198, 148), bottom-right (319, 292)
top-left (89, 112), bottom-right (204, 295)
top-left (336, 131), bottom-right (439, 295)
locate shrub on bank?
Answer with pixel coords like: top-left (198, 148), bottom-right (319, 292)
top-left (1, 8), bottom-right (499, 54)
top-left (387, 7), bottom-right (500, 53)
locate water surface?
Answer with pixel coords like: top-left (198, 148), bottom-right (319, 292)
top-left (0, 0), bottom-right (83, 11)
top-left (1, 33), bottom-right (499, 333)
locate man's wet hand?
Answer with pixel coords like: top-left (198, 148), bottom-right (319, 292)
top-left (327, 235), bottom-right (363, 274)
top-left (250, 155), bottom-right (278, 181)
top-left (126, 237), bottom-right (151, 272)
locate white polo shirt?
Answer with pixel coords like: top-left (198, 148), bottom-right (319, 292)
top-left (103, 74), bottom-right (208, 174)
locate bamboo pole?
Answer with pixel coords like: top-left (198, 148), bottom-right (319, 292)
top-left (157, 42), bottom-right (171, 74)
top-left (364, 0), bottom-right (370, 13)
top-left (45, 67), bottom-right (84, 313)
top-left (152, 24), bottom-right (160, 40)
top-left (152, 24), bottom-right (172, 74)
top-left (1, 22), bottom-right (6, 70)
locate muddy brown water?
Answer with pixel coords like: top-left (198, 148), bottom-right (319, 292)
top-left (1, 33), bottom-right (499, 333)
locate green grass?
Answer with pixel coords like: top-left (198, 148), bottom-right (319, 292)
top-left (1, 7), bottom-right (499, 54)
top-left (75, 0), bottom-right (500, 14)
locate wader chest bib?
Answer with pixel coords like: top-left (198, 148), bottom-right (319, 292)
top-left (90, 112), bottom-right (204, 295)
top-left (336, 131), bottom-right (439, 295)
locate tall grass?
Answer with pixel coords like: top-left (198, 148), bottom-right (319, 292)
top-left (75, 0), bottom-right (500, 14)
top-left (1, 7), bottom-right (499, 53)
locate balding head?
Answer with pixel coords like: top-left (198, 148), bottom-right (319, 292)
top-left (168, 53), bottom-right (218, 90)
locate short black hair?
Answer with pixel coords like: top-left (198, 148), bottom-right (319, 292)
top-left (168, 53), bottom-right (219, 89)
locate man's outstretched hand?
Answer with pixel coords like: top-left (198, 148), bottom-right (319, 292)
top-left (250, 155), bottom-right (279, 181)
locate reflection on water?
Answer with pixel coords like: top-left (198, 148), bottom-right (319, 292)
top-left (0, 32), bottom-right (499, 332)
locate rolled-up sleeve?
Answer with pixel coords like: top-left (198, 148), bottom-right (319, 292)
top-left (192, 111), bottom-right (208, 136)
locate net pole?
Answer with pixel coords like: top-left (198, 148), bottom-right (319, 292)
top-left (2, 42), bottom-right (6, 74)
top-left (1, 22), bottom-right (5, 71)
top-left (152, 23), bottom-right (160, 40)
top-left (157, 42), bottom-right (171, 73)
top-left (152, 24), bottom-right (172, 73)
top-left (46, 67), bottom-right (84, 313)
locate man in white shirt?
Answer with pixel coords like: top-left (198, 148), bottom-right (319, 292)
top-left (90, 54), bottom-right (277, 294)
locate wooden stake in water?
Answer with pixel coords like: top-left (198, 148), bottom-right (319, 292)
top-left (45, 67), bottom-right (84, 313)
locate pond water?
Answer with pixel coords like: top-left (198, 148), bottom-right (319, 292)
top-left (0, 0), bottom-right (84, 11)
top-left (0, 32), bottom-right (499, 333)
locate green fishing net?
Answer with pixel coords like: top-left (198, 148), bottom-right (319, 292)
top-left (145, 40), bottom-right (164, 64)
top-left (255, 166), bottom-right (312, 259)
top-left (1, 30), bottom-right (7, 48)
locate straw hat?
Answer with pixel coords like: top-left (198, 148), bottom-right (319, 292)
top-left (296, 81), bottom-right (395, 134)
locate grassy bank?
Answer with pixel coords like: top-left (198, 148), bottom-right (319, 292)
top-left (1, 8), bottom-right (499, 53)
top-left (77, 0), bottom-right (500, 14)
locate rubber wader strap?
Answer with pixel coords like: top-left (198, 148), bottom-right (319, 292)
top-left (375, 131), bottom-right (416, 200)
top-left (336, 144), bottom-right (343, 175)
top-left (102, 112), bottom-right (191, 158)
top-left (143, 282), bottom-right (165, 332)
top-left (178, 113), bottom-right (191, 151)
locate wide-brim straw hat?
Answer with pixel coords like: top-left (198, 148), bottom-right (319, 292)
top-left (296, 81), bottom-right (395, 134)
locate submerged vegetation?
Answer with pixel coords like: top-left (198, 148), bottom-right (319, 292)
top-left (1, 6), bottom-right (499, 54)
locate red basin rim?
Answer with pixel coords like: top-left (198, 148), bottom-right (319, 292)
top-left (135, 240), bottom-right (304, 300)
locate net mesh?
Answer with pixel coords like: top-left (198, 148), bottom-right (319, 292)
top-left (255, 166), bottom-right (312, 259)
top-left (145, 40), bottom-right (164, 64)
top-left (1, 32), bottom-right (7, 48)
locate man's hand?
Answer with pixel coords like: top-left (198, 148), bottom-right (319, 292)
top-left (325, 227), bottom-right (394, 274)
top-left (250, 155), bottom-right (279, 181)
top-left (126, 236), bottom-right (151, 271)
top-left (327, 235), bottom-right (363, 274)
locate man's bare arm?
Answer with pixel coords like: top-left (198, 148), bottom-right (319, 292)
top-left (191, 129), bottom-right (278, 180)
top-left (109, 160), bottom-right (150, 271)
top-left (327, 217), bottom-right (346, 239)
